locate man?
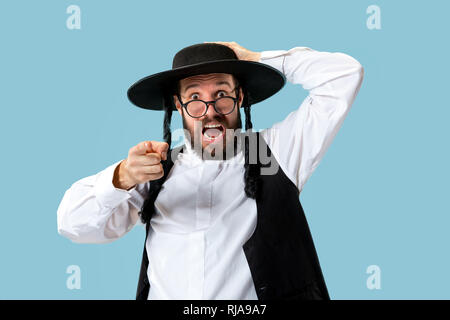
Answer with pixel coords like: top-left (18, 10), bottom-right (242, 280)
top-left (57, 41), bottom-right (364, 300)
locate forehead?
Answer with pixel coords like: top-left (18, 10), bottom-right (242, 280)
top-left (179, 73), bottom-right (234, 92)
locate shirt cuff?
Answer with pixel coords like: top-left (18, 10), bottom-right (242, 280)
top-left (94, 160), bottom-right (136, 209)
top-left (259, 50), bottom-right (288, 73)
top-left (259, 47), bottom-right (314, 75)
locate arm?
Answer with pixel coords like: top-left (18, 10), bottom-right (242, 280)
top-left (57, 140), bottom-right (168, 243)
top-left (259, 46), bottom-right (364, 193)
top-left (57, 160), bottom-right (148, 244)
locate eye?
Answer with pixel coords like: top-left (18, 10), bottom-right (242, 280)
top-left (217, 91), bottom-right (228, 98)
top-left (190, 93), bottom-right (200, 100)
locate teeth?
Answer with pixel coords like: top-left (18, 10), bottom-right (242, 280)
top-left (204, 124), bottom-right (221, 128)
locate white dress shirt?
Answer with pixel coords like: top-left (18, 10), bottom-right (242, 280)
top-left (57, 46), bottom-right (364, 299)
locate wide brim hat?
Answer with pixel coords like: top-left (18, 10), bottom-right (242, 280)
top-left (127, 43), bottom-right (286, 111)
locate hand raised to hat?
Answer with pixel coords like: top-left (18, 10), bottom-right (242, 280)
top-left (204, 41), bottom-right (261, 62)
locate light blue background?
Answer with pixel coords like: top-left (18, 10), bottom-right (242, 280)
top-left (1, 0), bottom-right (448, 299)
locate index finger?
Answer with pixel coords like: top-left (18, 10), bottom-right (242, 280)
top-left (150, 141), bottom-right (169, 160)
top-left (130, 141), bottom-right (152, 156)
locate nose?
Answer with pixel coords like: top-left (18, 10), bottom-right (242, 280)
top-left (204, 100), bottom-right (222, 119)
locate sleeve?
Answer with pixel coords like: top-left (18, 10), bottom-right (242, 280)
top-left (56, 160), bottom-right (148, 244)
top-left (259, 46), bottom-right (364, 193)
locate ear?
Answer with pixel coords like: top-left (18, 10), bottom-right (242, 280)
top-left (173, 94), bottom-right (183, 116)
top-left (238, 87), bottom-right (244, 108)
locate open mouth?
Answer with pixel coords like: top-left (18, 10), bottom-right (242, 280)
top-left (202, 123), bottom-right (224, 141)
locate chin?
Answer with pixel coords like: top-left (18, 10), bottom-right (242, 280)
top-left (202, 141), bottom-right (225, 152)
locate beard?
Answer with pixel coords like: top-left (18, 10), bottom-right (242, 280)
top-left (182, 108), bottom-right (243, 161)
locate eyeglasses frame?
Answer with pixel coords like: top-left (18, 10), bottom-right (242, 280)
top-left (176, 86), bottom-right (241, 118)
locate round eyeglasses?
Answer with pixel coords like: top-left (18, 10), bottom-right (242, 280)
top-left (177, 87), bottom-right (240, 118)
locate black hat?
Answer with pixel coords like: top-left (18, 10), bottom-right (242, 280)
top-left (127, 43), bottom-right (286, 111)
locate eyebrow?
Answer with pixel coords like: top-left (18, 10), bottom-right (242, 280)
top-left (182, 81), bottom-right (232, 94)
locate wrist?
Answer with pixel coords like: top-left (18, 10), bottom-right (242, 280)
top-left (113, 159), bottom-right (136, 191)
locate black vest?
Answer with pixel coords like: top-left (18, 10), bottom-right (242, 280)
top-left (136, 132), bottom-right (330, 300)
